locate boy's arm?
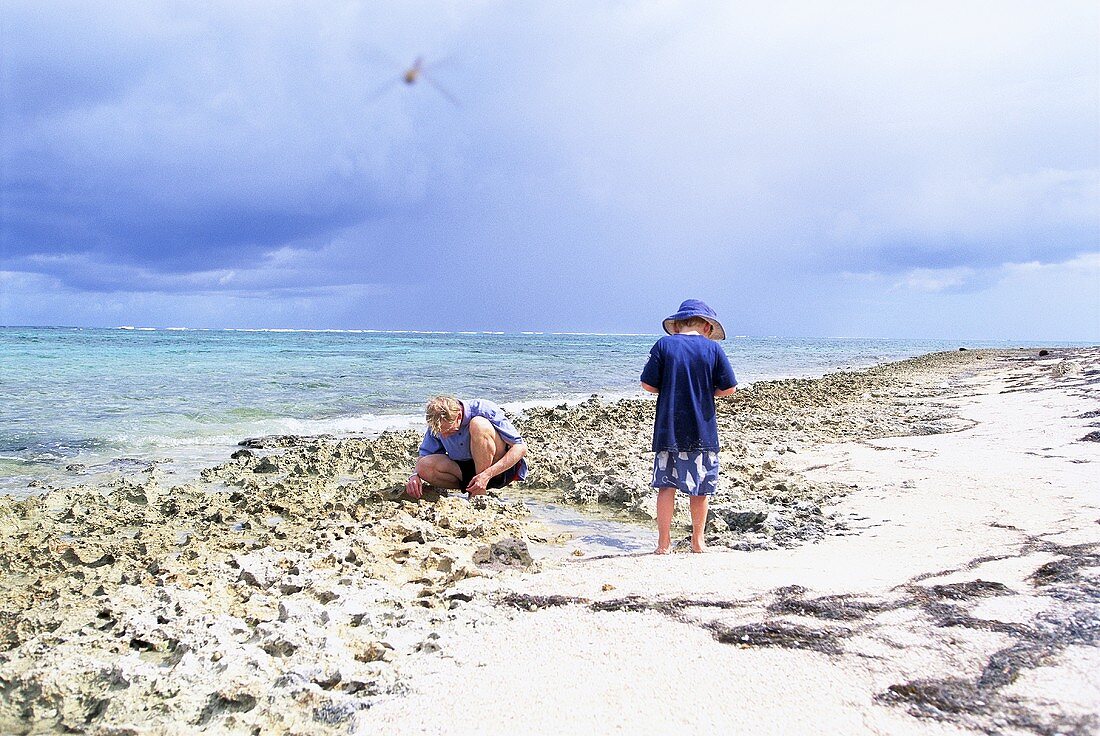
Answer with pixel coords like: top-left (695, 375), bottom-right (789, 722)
top-left (713, 346), bottom-right (737, 398)
top-left (640, 341), bottom-right (663, 395)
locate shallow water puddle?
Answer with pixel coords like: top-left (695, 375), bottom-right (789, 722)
top-left (518, 497), bottom-right (654, 554)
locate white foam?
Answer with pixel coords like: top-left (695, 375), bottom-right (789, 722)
top-left (550, 331), bottom-right (654, 337)
top-left (110, 412), bottom-right (425, 450)
top-left (265, 413), bottom-right (423, 436)
top-left (501, 389), bottom-right (647, 418)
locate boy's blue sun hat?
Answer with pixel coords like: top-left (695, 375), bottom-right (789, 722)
top-left (662, 299), bottom-right (726, 340)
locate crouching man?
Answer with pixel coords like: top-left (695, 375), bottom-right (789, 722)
top-left (405, 395), bottom-right (528, 499)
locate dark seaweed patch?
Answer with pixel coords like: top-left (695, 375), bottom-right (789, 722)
top-left (933, 612), bottom-right (1029, 637)
top-left (1027, 549), bottom-right (1100, 603)
top-left (499, 593), bottom-right (847, 653)
top-left (588, 596), bottom-right (656, 614)
top-left (501, 593), bottom-right (749, 617)
top-left (767, 586), bottom-right (896, 621)
top-left (666, 597), bottom-right (745, 611)
top-left (498, 593), bottom-right (590, 610)
top-left (590, 596), bottom-right (746, 617)
top-left (1079, 431), bottom-right (1100, 442)
top-left (880, 549), bottom-right (1100, 734)
top-left (880, 677), bottom-right (1099, 736)
top-left (707, 620), bottom-right (849, 653)
top-left (873, 539), bottom-right (1100, 733)
top-left (926, 580), bottom-right (1012, 600)
top-left (880, 677), bottom-right (987, 716)
top-left (909, 554), bottom-right (1014, 583)
top-left (1030, 558), bottom-right (1091, 586)
top-left (977, 640), bottom-right (1054, 689)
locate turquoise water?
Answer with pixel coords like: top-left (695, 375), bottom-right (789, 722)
top-left (0, 327), bottom-right (1082, 493)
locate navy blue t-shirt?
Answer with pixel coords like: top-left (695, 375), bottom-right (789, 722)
top-left (640, 334), bottom-right (737, 452)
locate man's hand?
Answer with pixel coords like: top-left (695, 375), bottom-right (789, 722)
top-left (406, 473), bottom-right (424, 499)
top-left (466, 471), bottom-right (491, 495)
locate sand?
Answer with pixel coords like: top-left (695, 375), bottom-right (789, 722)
top-left (1, 348), bottom-right (1097, 735)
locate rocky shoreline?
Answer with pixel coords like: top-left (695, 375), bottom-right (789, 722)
top-left (0, 348), bottom-right (1074, 734)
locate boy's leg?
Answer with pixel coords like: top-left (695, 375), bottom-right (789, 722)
top-left (689, 495), bottom-right (709, 553)
top-left (655, 487), bottom-right (676, 554)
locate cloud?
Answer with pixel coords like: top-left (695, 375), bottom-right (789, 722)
top-left (845, 250), bottom-right (1100, 295)
top-left (0, 268), bottom-right (399, 329)
top-left (2, 237), bottom-right (397, 297)
top-left (824, 169), bottom-right (1099, 272)
top-left (2, 1), bottom-right (456, 269)
top-left (1001, 251), bottom-right (1100, 279)
top-left (1, 1), bottom-right (1097, 336)
top-left (896, 267), bottom-right (978, 293)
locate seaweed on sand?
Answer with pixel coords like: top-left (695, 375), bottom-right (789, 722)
top-left (880, 676), bottom-right (1097, 736)
top-left (879, 546), bottom-right (1100, 735)
top-left (498, 593), bottom-right (590, 610)
top-left (925, 580), bottom-right (1013, 600)
top-left (706, 620), bottom-right (850, 653)
top-left (767, 585), bottom-right (899, 621)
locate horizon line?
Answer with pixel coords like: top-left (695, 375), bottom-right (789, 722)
top-left (0, 325), bottom-right (1097, 344)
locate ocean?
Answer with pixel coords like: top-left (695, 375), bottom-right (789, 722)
top-left (0, 327), bottom-right (1080, 496)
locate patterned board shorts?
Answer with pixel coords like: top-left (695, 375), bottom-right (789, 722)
top-left (651, 450), bottom-right (720, 496)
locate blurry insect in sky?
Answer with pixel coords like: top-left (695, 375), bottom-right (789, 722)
top-left (403, 56), bottom-right (425, 85)
top-left (369, 55), bottom-right (461, 108)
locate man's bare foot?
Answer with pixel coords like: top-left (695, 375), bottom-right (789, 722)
top-left (654, 546), bottom-right (671, 555)
top-left (690, 542), bottom-right (707, 553)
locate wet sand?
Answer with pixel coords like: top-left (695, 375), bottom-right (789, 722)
top-left (2, 348), bottom-right (1097, 734)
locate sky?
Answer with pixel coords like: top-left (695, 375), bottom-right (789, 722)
top-left (1, 1), bottom-right (1097, 339)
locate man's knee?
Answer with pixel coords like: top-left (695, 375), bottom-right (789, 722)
top-left (468, 416), bottom-right (494, 437)
top-left (468, 417), bottom-right (506, 461)
top-left (416, 454), bottom-right (455, 479)
top-left (469, 417), bottom-right (503, 447)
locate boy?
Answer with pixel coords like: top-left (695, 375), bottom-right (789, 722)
top-left (640, 299), bottom-right (737, 553)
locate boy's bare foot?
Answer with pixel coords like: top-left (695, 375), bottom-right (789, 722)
top-left (654, 546), bottom-right (671, 555)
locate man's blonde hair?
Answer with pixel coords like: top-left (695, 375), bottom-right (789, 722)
top-left (425, 395), bottom-right (462, 436)
top-left (670, 316), bottom-right (712, 334)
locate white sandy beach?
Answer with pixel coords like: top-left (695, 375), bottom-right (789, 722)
top-left (364, 352), bottom-right (1100, 735)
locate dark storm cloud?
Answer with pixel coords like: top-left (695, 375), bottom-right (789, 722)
top-left (1, 1), bottom-right (451, 271)
top-left (0, 1), bottom-right (1097, 337)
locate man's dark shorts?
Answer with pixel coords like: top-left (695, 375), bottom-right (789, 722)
top-left (456, 459), bottom-right (520, 490)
